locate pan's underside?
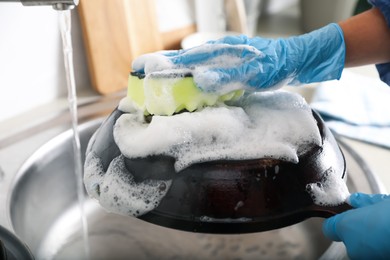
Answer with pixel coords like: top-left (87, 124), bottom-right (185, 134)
top-left (85, 108), bottom-right (347, 234)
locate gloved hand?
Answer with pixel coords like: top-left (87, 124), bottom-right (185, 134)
top-left (132, 23), bottom-right (345, 94)
top-left (323, 192), bottom-right (390, 259)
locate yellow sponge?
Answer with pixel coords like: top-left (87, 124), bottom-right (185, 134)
top-left (127, 72), bottom-right (244, 116)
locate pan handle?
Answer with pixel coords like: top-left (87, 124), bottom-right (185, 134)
top-left (0, 240), bottom-right (7, 260)
top-left (309, 202), bottom-right (354, 218)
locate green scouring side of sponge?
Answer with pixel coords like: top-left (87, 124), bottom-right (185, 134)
top-left (127, 73), bottom-right (244, 116)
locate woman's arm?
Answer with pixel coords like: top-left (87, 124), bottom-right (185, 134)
top-left (340, 7), bottom-right (390, 67)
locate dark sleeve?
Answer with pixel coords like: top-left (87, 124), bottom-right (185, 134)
top-left (369, 0), bottom-right (390, 86)
top-left (376, 63), bottom-right (390, 86)
top-left (369, 0), bottom-right (390, 27)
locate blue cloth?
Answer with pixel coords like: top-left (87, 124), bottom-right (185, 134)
top-left (369, 0), bottom-right (390, 85)
top-left (310, 69), bottom-right (390, 148)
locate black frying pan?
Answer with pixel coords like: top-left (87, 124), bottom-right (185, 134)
top-left (87, 108), bottom-right (352, 234)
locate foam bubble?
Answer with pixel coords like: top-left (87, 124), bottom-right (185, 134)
top-left (84, 153), bottom-right (172, 217)
top-left (306, 168), bottom-right (350, 206)
top-left (132, 51), bottom-right (174, 74)
top-left (118, 97), bottom-right (140, 113)
top-left (114, 91), bottom-right (322, 171)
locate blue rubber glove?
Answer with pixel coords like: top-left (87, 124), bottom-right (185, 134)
top-left (323, 192), bottom-right (390, 259)
top-left (132, 23), bottom-right (345, 94)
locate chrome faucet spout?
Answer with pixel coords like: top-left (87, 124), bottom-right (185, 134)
top-left (0, 0), bottom-right (79, 10)
top-left (21, 0), bottom-right (79, 10)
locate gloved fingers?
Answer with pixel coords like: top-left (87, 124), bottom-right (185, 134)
top-left (160, 49), bottom-right (183, 57)
top-left (132, 53), bottom-right (148, 73)
top-left (192, 58), bottom-right (268, 93)
top-left (323, 199), bottom-right (390, 260)
top-left (348, 192), bottom-right (390, 208)
top-left (132, 44), bottom-right (263, 76)
top-left (322, 214), bottom-right (343, 242)
top-left (192, 56), bottom-right (288, 93)
top-left (168, 44), bottom-right (262, 67)
top-left (209, 35), bottom-right (251, 45)
top-left (210, 35), bottom-right (275, 52)
top-left (132, 50), bottom-right (187, 73)
top-left (132, 52), bottom-right (175, 74)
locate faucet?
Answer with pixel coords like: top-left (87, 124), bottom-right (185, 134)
top-left (1, 0), bottom-right (79, 10)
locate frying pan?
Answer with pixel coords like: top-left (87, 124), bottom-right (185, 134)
top-left (86, 107), bottom-right (352, 234)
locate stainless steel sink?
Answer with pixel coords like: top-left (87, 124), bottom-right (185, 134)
top-left (1, 94), bottom-right (385, 259)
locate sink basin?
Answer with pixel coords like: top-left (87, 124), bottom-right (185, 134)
top-left (7, 111), bottom-right (383, 259)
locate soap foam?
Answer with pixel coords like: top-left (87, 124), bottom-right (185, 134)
top-left (85, 90), bottom-right (350, 216)
top-left (115, 91), bottom-right (322, 171)
top-left (84, 153), bottom-right (172, 217)
top-left (306, 168), bottom-right (350, 206)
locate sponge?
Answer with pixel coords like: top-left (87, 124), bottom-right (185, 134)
top-left (127, 72), bottom-right (244, 116)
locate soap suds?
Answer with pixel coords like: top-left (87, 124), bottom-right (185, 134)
top-left (306, 167), bottom-right (350, 206)
top-left (85, 90), bottom-right (349, 217)
top-left (115, 91), bottom-right (322, 171)
top-left (84, 153), bottom-right (172, 217)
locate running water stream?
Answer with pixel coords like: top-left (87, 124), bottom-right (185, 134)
top-left (58, 10), bottom-right (90, 260)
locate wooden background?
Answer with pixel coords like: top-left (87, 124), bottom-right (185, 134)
top-left (78, 0), bottom-right (196, 95)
